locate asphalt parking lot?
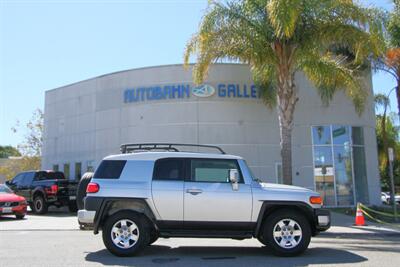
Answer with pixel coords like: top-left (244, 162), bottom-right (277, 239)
top-left (1, 209), bottom-right (400, 267)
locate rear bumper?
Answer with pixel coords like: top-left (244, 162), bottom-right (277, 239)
top-left (314, 209), bottom-right (331, 232)
top-left (78, 209), bottom-right (96, 224)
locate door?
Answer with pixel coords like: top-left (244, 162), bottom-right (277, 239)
top-left (151, 158), bottom-right (185, 225)
top-left (19, 172), bottom-right (35, 200)
top-left (8, 173), bottom-right (25, 194)
top-left (184, 158), bottom-right (252, 223)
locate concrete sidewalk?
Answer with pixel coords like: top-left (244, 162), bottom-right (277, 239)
top-left (323, 211), bottom-right (400, 235)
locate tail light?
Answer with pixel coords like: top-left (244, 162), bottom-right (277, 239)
top-left (45, 185), bottom-right (58, 195)
top-left (310, 196), bottom-right (323, 205)
top-left (86, 182), bottom-right (100, 193)
top-left (51, 185), bottom-right (58, 194)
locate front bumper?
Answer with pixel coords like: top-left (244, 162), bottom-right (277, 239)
top-left (314, 209), bottom-right (331, 232)
top-left (78, 209), bottom-right (96, 224)
top-left (0, 205), bottom-right (27, 215)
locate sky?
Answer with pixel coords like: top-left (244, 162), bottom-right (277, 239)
top-left (0, 0), bottom-right (396, 147)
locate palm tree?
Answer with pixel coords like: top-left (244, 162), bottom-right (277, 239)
top-left (184, 0), bottom-right (384, 185)
top-left (374, 0), bottom-right (400, 119)
top-left (374, 93), bottom-right (391, 180)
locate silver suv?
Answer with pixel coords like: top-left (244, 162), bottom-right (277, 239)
top-left (78, 143), bottom-right (330, 257)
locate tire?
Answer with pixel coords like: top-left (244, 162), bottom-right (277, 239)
top-left (261, 210), bottom-right (311, 257)
top-left (102, 211), bottom-right (150, 257)
top-left (76, 172), bottom-right (93, 210)
top-left (68, 201), bottom-right (78, 213)
top-left (15, 214), bottom-right (25, 220)
top-left (257, 234), bottom-right (268, 246)
top-left (148, 230), bottom-right (159, 245)
top-left (32, 195), bottom-right (48, 214)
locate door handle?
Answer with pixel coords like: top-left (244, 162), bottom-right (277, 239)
top-left (186, 189), bottom-right (203, 195)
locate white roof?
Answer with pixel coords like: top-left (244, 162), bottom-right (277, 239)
top-left (104, 152), bottom-right (243, 161)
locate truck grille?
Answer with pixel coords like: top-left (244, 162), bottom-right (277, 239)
top-left (0, 202), bottom-right (19, 207)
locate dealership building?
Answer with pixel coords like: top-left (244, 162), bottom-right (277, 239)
top-left (42, 63), bottom-right (381, 206)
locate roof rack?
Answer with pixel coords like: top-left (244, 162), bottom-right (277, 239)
top-left (120, 143), bottom-right (225, 154)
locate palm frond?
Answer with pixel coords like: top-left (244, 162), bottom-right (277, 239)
top-left (299, 53), bottom-right (368, 114)
top-left (266, 0), bottom-right (302, 39)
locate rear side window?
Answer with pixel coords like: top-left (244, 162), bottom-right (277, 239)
top-left (153, 158), bottom-right (185, 181)
top-left (94, 160), bottom-right (126, 179)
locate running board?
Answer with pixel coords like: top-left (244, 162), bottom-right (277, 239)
top-left (159, 230), bottom-right (253, 239)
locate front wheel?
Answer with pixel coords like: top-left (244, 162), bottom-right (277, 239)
top-left (261, 210), bottom-right (311, 257)
top-left (102, 211), bottom-right (150, 257)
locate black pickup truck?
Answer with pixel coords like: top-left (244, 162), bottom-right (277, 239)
top-left (6, 171), bottom-right (78, 214)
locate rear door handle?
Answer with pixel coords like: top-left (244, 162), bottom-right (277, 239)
top-left (186, 189), bottom-right (203, 195)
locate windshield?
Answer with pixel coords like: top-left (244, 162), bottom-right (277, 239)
top-left (241, 160), bottom-right (260, 182)
top-left (0, 184), bottom-right (13, 194)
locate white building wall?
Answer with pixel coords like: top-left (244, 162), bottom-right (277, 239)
top-left (42, 64), bottom-right (380, 206)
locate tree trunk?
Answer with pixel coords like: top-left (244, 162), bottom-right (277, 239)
top-left (272, 41), bottom-right (298, 185)
top-left (273, 42), bottom-right (298, 185)
top-left (277, 80), bottom-right (298, 185)
top-left (396, 81), bottom-right (400, 120)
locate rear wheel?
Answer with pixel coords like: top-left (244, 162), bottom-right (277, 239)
top-left (102, 211), bottom-right (150, 257)
top-left (32, 195), bottom-right (48, 214)
top-left (261, 210), bottom-right (311, 257)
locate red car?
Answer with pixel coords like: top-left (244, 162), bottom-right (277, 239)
top-left (0, 184), bottom-right (27, 219)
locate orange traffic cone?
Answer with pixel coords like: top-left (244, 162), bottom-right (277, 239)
top-left (354, 203), bottom-right (366, 226)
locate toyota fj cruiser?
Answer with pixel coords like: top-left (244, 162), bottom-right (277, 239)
top-left (78, 143), bottom-right (330, 257)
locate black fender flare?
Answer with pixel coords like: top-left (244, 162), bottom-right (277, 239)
top-left (88, 197), bottom-right (158, 235)
top-left (32, 187), bottom-right (47, 202)
top-left (254, 201), bottom-right (317, 237)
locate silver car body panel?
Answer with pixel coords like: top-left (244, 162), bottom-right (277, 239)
top-left (86, 152), bottom-right (321, 223)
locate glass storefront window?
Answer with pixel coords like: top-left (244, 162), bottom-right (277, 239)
top-left (332, 125), bottom-right (350, 145)
top-left (53, 164), bottom-right (59, 172)
top-left (312, 125), bottom-right (367, 206)
top-left (313, 146), bottom-right (335, 206)
top-left (87, 160), bottom-right (95, 172)
top-left (75, 162), bottom-right (82, 180)
top-left (312, 126), bottom-right (331, 145)
top-left (64, 163), bottom-right (70, 179)
top-left (353, 146), bottom-right (369, 203)
top-left (333, 146), bottom-right (354, 206)
top-left (352, 126), bottom-right (364, 145)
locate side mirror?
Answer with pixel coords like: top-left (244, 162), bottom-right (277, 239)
top-left (229, 169), bottom-right (239, 191)
top-left (5, 180), bottom-right (11, 186)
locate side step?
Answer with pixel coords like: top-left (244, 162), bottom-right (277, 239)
top-left (159, 230), bottom-right (253, 239)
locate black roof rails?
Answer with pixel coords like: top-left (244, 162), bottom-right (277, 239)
top-left (120, 143), bottom-right (225, 154)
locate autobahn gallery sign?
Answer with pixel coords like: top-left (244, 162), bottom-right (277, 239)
top-left (123, 83), bottom-right (260, 103)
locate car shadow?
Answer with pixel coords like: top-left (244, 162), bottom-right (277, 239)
top-left (26, 206), bottom-right (76, 217)
top-left (85, 246), bottom-right (367, 267)
top-left (0, 215), bottom-right (25, 221)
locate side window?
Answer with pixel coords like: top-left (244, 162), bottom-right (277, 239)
top-left (21, 172), bottom-right (35, 186)
top-left (12, 174), bottom-right (25, 185)
top-left (94, 160), bottom-right (127, 179)
top-left (153, 158), bottom-right (184, 181)
top-left (190, 159), bottom-right (242, 183)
